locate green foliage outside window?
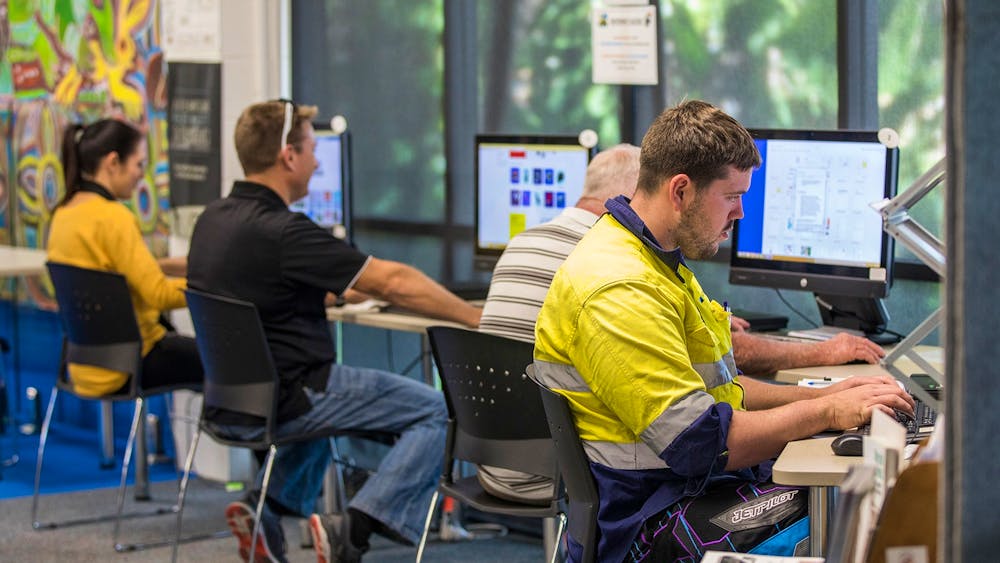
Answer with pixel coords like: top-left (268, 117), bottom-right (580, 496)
top-left (295, 0), bottom-right (944, 276)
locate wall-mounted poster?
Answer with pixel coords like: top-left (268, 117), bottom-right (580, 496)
top-left (167, 62), bottom-right (221, 207)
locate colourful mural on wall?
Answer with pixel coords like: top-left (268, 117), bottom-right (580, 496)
top-left (0, 0), bottom-right (170, 306)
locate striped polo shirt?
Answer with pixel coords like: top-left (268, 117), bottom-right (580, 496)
top-left (479, 207), bottom-right (599, 343)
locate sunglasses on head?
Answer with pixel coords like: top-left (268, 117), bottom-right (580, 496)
top-left (273, 98), bottom-right (296, 153)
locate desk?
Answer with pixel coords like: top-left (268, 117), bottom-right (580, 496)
top-left (326, 306), bottom-right (465, 333)
top-left (774, 344), bottom-right (943, 384)
top-left (0, 245), bottom-right (47, 276)
top-left (771, 345), bottom-right (943, 556)
top-left (773, 436), bottom-right (862, 556)
top-left (326, 306), bottom-right (466, 384)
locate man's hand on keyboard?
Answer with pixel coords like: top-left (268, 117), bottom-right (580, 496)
top-left (816, 332), bottom-right (886, 365)
top-left (819, 376), bottom-right (916, 430)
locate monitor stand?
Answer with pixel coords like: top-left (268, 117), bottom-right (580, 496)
top-left (813, 293), bottom-right (901, 345)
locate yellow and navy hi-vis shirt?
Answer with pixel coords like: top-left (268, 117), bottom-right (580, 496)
top-left (533, 196), bottom-right (764, 563)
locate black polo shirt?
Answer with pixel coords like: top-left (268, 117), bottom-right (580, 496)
top-left (188, 181), bottom-right (369, 424)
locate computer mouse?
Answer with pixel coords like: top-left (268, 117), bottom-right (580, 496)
top-left (831, 432), bottom-right (864, 456)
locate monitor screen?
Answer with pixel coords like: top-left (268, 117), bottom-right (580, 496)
top-left (475, 134), bottom-right (595, 263)
top-left (289, 125), bottom-right (351, 240)
top-left (730, 129), bottom-right (899, 299)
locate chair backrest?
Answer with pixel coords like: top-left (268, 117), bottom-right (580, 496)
top-left (184, 289), bottom-right (279, 444)
top-left (427, 326), bottom-right (555, 480)
top-left (46, 262), bottom-right (143, 392)
top-left (535, 377), bottom-right (599, 563)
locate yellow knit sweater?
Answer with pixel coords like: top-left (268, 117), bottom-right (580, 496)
top-left (47, 194), bottom-right (186, 396)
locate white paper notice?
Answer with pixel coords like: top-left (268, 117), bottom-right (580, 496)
top-left (700, 551), bottom-right (824, 563)
top-left (162, 0), bottom-right (222, 62)
top-left (885, 545), bottom-right (929, 563)
top-left (591, 5), bottom-right (659, 85)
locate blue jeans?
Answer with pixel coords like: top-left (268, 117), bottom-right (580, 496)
top-left (222, 363), bottom-right (447, 544)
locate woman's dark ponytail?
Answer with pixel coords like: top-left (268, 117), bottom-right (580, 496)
top-left (58, 119), bottom-right (143, 207)
top-left (59, 124), bottom-right (85, 206)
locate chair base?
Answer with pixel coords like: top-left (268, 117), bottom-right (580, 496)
top-left (440, 521), bottom-right (509, 541)
top-left (33, 504), bottom-right (177, 531)
top-left (115, 529), bottom-right (231, 552)
top-left (438, 502), bottom-right (509, 542)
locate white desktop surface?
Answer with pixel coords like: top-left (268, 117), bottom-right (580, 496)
top-left (0, 245), bottom-right (47, 276)
top-left (774, 344), bottom-right (943, 384)
top-left (773, 436), bottom-right (863, 486)
top-left (326, 305), bottom-right (466, 334)
top-left (773, 344), bottom-right (942, 485)
top-left (771, 345), bottom-right (942, 556)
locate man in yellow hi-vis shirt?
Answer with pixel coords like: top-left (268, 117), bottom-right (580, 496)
top-left (532, 100), bottom-right (914, 563)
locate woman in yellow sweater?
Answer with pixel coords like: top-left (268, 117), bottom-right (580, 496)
top-left (47, 119), bottom-right (203, 396)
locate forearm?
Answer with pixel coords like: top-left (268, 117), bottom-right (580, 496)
top-left (739, 376), bottom-right (822, 410)
top-left (342, 288), bottom-right (372, 303)
top-left (158, 256), bottom-right (187, 277)
top-left (725, 398), bottom-right (832, 469)
top-left (377, 265), bottom-right (482, 328)
top-left (728, 376), bottom-right (915, 469)
top-left (117, 223), bottom-right (186, 310)
top-left (732, 332), bottom-right (827, 376)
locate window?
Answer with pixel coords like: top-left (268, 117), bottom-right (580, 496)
top-left (658, 0), bottom-right (838, 129)
top-left (878, 0), bottom-right (945, 267)
top-left (478, 0), bottom-right (620, 144)
top-left (291, 0), bottom-right (449, 277)
top-left (291, 1), bottom-right (943, 287)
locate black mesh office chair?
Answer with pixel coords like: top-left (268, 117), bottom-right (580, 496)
top-left (416, 326), bottom-right (566, 563)
top-left (175, 289), bottom-right (397, 563)
top-left (37, 262), bottom-right (209, 552)
top-left (534, 374), bottom-right (599, 563)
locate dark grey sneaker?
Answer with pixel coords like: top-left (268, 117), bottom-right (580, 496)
top-left (308, 512), bottom-right (366, 563)
top-left (225, 501), bottom-right (288, 563)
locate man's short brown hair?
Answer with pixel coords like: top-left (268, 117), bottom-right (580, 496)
top-left (234, 100), bottom-right (319, 175)
top-left (636, 100), bottom-right (760, 195)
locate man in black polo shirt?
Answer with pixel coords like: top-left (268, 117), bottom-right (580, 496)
top-left (188, 100), bottom-right (482, 563)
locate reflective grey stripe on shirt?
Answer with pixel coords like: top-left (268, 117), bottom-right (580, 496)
top-left (530, 360), bottom-right (592, 392)
top-left (533, 360), bottom-right (717, 466)
top-left (583, 439), bottom-right (668, 470)
top-left (639, 390), bottom-right (717, 454)
top-left (692, 350), bottom-right (738, 390)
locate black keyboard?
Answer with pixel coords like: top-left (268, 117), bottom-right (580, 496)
top-left (853, 398), bottom-right (937, 437)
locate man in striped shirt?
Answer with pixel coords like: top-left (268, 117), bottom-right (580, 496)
top-left (476, 144), bottom-right (641, 504)
top-left (480, 144), bottom-right (642, 344)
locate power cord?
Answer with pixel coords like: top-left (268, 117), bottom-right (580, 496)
top-left (774, 289), bottom-right (820, 328)
top-left (386, 330), bottom-right (427, 377)
top-left (400, 351), bottom-right (430, 377)
top-left (385, 330), bottom-right (395, 372)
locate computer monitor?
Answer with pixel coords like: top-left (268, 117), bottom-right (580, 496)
top-left (289, 124), bottom-right (352, 240)
top-left (729, 129), bottom-right (900, 342)
top-left (474, 134), bottom-right (596, 270)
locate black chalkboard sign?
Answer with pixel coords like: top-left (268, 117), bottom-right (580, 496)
top-left (167, 62), bottom-right (222, 207)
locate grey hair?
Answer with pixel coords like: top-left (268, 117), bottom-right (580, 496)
top-left (581, 143), bottom-right (641, 202)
